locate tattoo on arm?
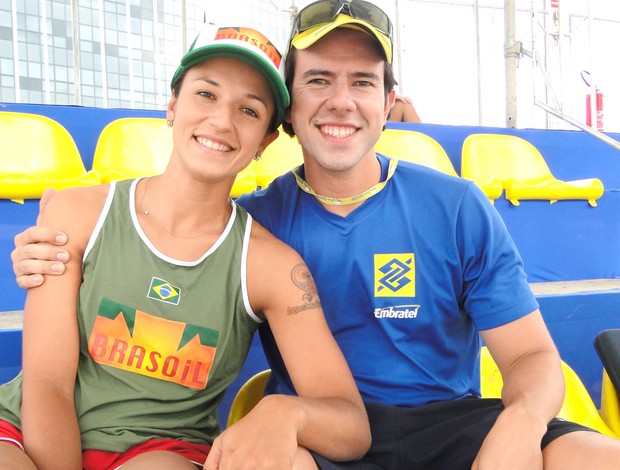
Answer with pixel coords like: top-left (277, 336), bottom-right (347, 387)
top-left (287, 263), bottom-right (322, 315)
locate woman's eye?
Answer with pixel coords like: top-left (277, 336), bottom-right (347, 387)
top-left (198, 91), bottom-right (214, 99)
top-left (242, 107), bottom-right (258, 118)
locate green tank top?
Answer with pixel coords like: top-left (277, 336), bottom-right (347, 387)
top-left (0, 178), bottom-right (261, 451)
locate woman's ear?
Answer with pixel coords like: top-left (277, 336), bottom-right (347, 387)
top-left (166, 95), bottom-right (177, 123)
top-left (259, 129), bottom-right (280, 153)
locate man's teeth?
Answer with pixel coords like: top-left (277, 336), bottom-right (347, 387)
top-left (321, 126), bottom-right (355, 138)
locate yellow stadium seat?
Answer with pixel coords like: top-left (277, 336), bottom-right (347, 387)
top-left (594, 329), bottom-right (620, 435)
top-left (92, 117), bottom-right (172, 183)
top-left (600, 371), bottom-right (620, 436)
top-left (229, 171), bottom-right (259, 198)
top-left (480, 347), bottom-right (618, 438)
top-left (377, 129), bottom-right (503, 203)
top-left (0, 111), bottom-right (101, 200)
top-left (376, 129), bottom-right (458, 176)
top-left (461, 134), bottom-right (604, 207)
top-left (227, 369), bottom-right (271, 427)
top-left (250, 127), bottom-right (304, 190)
top-left (228, 351), bottom-right (619, 438)
top-left (92, 117), bottom-right (256, 198)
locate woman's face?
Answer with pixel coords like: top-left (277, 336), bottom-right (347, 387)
top-left (167, 56), bottom-right (278, 181)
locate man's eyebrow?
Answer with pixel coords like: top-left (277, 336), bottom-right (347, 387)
top-left (300, 69), bottom-right (381, 81)
top-left (301, 68), bottom-right (333, 79)
top-left (351, 71), bottom-right (381, 81)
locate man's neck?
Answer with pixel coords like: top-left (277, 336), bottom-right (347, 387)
top-left (301, 154), bottom-right (384, 215)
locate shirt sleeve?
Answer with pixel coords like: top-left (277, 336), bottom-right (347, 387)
top-left (456, 183), bottom-right (539, 331)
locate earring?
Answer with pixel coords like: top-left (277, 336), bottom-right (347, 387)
top-left (166, 118), bottom-right (174, 128)
top-left (254, 151), bottom-right (263, 161)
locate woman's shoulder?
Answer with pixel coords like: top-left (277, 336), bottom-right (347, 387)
top-left (247, 217), bottom-right (304, 272)
top-left (40, 184), bottom-right (113, 251)
top-left (42, 184), bottom-right (110, 218)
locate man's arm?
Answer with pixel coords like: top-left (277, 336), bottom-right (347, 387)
top-left (473, 309), bottom-right (564, 469)
top-left (12, 187), bottom-right (69, 288)
top-left (12, 226), bottom-right (70, 288)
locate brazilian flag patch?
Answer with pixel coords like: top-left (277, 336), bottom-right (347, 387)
top-left (148, 277), bottom-right (181, 305)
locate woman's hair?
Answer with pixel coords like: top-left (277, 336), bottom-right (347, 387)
top-left (281, 41), bottom-right (398, 138)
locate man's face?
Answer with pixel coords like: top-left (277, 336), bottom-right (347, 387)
top-left (286, 27), bottom-right (394, 174)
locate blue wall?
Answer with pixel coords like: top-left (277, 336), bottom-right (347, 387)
top-left (388, 121), bottom-right (620, 283)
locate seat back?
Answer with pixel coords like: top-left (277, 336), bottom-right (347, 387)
top-left (462, 133), bottom-right (604, 206)
top-left (600, 371), bottom-right (620, 436)
top-left (92, 117), bottom-right (257, 198)
top-left (480, 347), bottom-right (617, 437)
top-left (93, 117), bottom-right (172, 183)
top-left (461, 134), bottom-right (554, 185)
top-left (594, 329), bottom-right (620, 435)
top-left (0, 111), bottom-right (100, 199)
top-left (227, 370), bottom-right (271, 427)
top-left (594, 329), bottom-right (620, 395)
top-left (376, 129), bottom-right (458, 176)
top-left (251, 128), bottom-right (304, 189)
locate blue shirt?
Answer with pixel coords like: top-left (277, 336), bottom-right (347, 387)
top-left (238, 155), bottom-right (538, 407)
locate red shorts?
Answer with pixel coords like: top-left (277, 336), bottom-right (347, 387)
top-left (0, 420), bottom-right (23, 450)
top-left (82, 439), bottom-right (211, 469)
top-left (0, 420), bottom-right (211, 469)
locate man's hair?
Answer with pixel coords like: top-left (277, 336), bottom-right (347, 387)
top-left (281, 32), bottom-right (397, 138)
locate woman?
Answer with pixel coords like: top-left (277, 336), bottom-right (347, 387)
top-left (0, 25), bottom-right (369, 469)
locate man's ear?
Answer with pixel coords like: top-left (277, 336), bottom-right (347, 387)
top-left (384, 89), bottom-right (397, 123)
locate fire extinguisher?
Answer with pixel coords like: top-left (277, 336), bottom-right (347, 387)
top-left (582, 70), bottom-right (604, 131)
top-left (586, 87), bottom-right (604, 131)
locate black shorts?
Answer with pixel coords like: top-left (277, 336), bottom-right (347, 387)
top-left (311, 398), bottom-right (595, 470)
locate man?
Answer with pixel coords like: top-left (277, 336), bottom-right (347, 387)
top-left (11, 1), bottom-right (620, 468)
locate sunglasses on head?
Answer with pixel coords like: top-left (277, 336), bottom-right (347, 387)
top-left (291, 0), bottom-right (393, 41)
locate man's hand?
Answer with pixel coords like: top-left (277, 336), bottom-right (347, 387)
top-left (12, 226), bottom-right (70, 289)
top-left (472, 403), bottom-right (546, 469)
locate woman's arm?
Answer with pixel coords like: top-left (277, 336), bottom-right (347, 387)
top-left (207, 222), bottom-right (370, 468)
top-left (20, 186), bottom-right (106, 469)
